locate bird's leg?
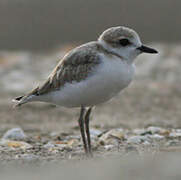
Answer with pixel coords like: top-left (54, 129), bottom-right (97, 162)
top-left (78, 106), bottom-right (88, 154)
top-left (84, 107), bottom-right (92, 156)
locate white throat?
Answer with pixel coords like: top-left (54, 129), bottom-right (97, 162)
top-left (98, 39), bottom-right (139, 64)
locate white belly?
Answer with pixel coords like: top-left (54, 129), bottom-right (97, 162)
top-left (41, 56), bottom-right (135, 107)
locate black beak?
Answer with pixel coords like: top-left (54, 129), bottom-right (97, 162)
top-left (137, 45), bottom-right (158, 54)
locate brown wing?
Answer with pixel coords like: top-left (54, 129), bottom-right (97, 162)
top-left (35, 45), bottom-right (101, 95)
top-left (13, 43), bottom-right (101, 107)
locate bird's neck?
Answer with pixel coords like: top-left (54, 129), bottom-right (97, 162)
top-left (97, 39), bottom-right (136, 64)
top-left (97, 40), bottom-right (123, 60)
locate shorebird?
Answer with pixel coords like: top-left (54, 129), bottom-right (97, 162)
top-left (13, 26), bottom-right (158, 156)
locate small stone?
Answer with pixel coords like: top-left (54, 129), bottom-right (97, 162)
top-left (147, 126), bottom-right (163, 134)
top-left (0, 139), bottom-right (32, 149)
top-left (44, 139), bottom-right (78, 151)
top-left (48, 148), bottom-right (59, 154)
top-left (104, 144), bottom-right (114, 151)
top-left (43, 141), bottom-right (55, 149)
top-left (56, 143), bottom-right (67, 149)
top-left (125, 145), bottom-right (138, 152)
top-left (165, 140), bottom-right (180, 146)
top-left (90, 129), bottom-right (102, 138)
top-left (127, 136), bottom-right (148, 144)
top-left (133, 129), bottom-right (145, 135)
top-left (16, 154), bottom-right (39, 162)
top-left (2, 128), bottom-right (27, 141)
top-left (148, 134), bottom-right (164, 140)
top-left (159, 130), bottom-right (170, 136)
top-left (169, 132), bottom-right (181, 138)
top-left (66, 139), bottom-right (79, 147)
top-left (176, 129), bottom-right (181, 133)
top-left (99, 129), bottom-right (125, 145)
top-left (50, 132), bottom-right (59, 137)
top-left (55, 140), bottom-right (77, 150)
top-left (143, 141), bottom-right (150, 145)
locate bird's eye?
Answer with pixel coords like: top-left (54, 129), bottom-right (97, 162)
top-left (119, 39), bottom-right (130, 46)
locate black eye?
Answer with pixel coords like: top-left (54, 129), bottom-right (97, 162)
top-left (119, 39), bottom-right (130, 46)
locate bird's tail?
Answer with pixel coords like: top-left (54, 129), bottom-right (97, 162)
top-left (12, 95), bottom-right (34, 107)
top-left (12, 87), bottom-right (39, 108)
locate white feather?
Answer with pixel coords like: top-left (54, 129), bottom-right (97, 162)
top-left (39, 53), bottom-right (135, 107)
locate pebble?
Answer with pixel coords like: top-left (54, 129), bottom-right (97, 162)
top-left (43, 141), bottom-right (55, 149)
top-left (143, 141), bottom-right (151, 145)
top-left (0, 139), bottom-right (32, 149)
top-left (169, 132), bottom-right (181, 138)
top-left (165, 140), bottom-right (180, 146)
top-left (104, 145), bottom-right (114, 151)
top-left (125, 145), bottom-right (138, 152)
top-left (50, 132), bottom-right (60, 137)
top-left (15, 154), bottom-right (39, 162)
top-left (133, 129), bottom-right (145, 135)
top-left (99, 129), bottom-right (125, 145)
top-left (127, 136), bottom-right (148, 144)
top-left (175, 129), bottom-right (181, 133)
top-left (90, 129), bottom-right (102, 138)
top-left (2, 128), bottom-right (27, 141)
top-left (146, 126), bottom-right (163, 134)
top-left (147, 134), bottom-right (165, 140)
top-left (43, 141), bottom-right (67, 150)
top-left (43, 139), bottom-right (78, 151)
top-left (56, 143), bottom-right (68, 149)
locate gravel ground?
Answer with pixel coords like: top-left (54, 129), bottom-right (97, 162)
top-left (0, 43), bottom-right (181, 178)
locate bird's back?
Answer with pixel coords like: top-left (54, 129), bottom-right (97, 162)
top-left (13, 41), bottom-right (102, 106)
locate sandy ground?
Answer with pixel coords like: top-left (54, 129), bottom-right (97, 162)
top-left (1, 153), bottom-right (181, 180)
top-left (0, 43), bottom-right (181, 178)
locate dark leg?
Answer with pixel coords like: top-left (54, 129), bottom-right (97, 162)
top-left (84, 107), bottom-right (92, 156)
top-left (78, 106), bottom-right (88, 154)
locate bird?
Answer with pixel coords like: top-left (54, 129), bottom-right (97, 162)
top-left (13, 26), bottom-right (158, 156)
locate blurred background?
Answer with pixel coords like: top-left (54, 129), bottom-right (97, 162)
top-left (0, 1), bottom-right (181, 175)
top-left (0, 0), bottom-right (180, 51)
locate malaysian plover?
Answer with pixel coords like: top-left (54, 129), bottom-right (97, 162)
top-left (13, 26), bottom-right (158, 156)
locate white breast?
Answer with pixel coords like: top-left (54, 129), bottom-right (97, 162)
top-left (41, 54), bottom-right (135, 107)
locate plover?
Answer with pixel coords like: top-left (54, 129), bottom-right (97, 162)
top-left (13, 26), bottom-right (158, 156)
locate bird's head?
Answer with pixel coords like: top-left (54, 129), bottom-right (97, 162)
top-left (98, 26), bottom-right (158, 63)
